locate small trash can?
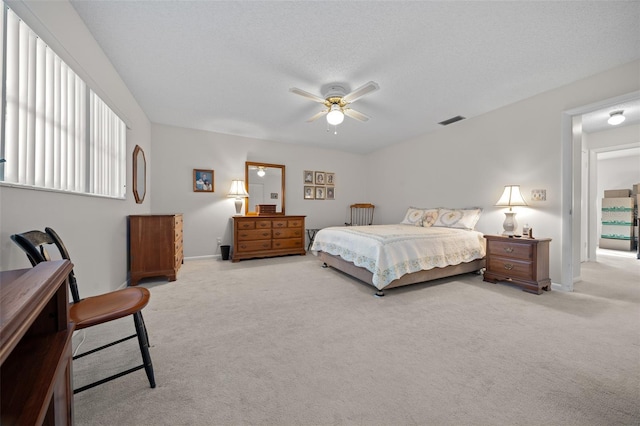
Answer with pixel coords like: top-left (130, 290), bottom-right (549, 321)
top-left (220, 245), bottom-right (231, 261)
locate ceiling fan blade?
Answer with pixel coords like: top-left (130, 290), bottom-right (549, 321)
top-left (289, 87), bottom-right (326, 103)
top-left (307, 110), bottom-right (328, 122)
top-left (343, 108), bottom-right (370, 122)
top-left (342, 81), bottom-right (379, 103)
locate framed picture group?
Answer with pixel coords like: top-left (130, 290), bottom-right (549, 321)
top-left (304, 170), bottom-right (335, 200)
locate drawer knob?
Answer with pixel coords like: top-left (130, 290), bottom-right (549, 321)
top-left (503, 247), bottom-right (514, 253)
top-left (503, 263), bottom-right (514, 270)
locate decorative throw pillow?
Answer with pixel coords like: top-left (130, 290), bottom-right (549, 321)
top-left (433, 208), bottom-right (482, 230)
top-left (400, 207), bottom-right (427, 226)
top-left (421, 209), bottom-right (440, 227)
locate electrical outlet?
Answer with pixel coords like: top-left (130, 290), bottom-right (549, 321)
top-left (216, 237), bottom-right (222, 245)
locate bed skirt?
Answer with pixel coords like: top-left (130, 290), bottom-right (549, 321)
top-left (318, 251), bottom-right (486, 294)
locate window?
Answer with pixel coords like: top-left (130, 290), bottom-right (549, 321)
top-left (1, 5), bottom-right (125, 198)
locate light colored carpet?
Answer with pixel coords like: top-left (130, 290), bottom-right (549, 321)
top-left (73, 251), bottom-right (640, 425)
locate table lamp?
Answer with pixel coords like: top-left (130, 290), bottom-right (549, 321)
top-left (495, 185), bottom-right (527, 236)
top-left (228, 179), bottom-right (249, 215)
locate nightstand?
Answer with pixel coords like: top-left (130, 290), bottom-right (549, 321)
top-left (483, 235), bottom-right (551, 294)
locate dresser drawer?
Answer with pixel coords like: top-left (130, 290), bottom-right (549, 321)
top-left (255, 220), bottom-right (272, 229)
top-left (488, 257), bottom-right (533, 280)
top-left (488, 240), bottom-right (533, 260)
top-left (236, 240), bottom-right (271, 252)
top-left (238, 229), bottom-right (272, 240)
top-left (272, 220), bottom-right (288, 228)
top-left (237, 221), bottom-right (256, 230)
top-left (272, 238), bottom-right (303, 250)
top-left (287, 219), bottom-right (303, 228)
top-left (272, 228), bottom-right (302, 239)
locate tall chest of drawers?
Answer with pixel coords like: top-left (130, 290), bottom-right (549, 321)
top-left (129, 214), bottom-right (183, 286)
top-left (483, 235), bottom-right (551, 294)
top-left (232, 215), bottom-right (306, 262)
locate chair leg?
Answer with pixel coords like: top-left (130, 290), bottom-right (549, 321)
top-left (134, 312), bottom-right (156, 388)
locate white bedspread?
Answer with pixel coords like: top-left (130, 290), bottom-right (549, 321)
top-left (311, 224), bottom-right (486, 289)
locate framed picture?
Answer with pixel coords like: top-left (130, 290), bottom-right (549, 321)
top-left (315, 186), bottom-right (325, 200)
top-left (193, 169), bottom-right (214, 192)
top-left (304, 186), bottom-right (315, 199)
top-left (326, 173), bottom-right (335, 185)
top-left (314, 171), bottom-right (325, 185)
top-left (304, 170), bottom-right (314, 184)
top-left (326, 186), bottom-right (335, 200)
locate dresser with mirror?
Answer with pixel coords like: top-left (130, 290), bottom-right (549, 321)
top-left (232, 161), bottom-right (305, 262)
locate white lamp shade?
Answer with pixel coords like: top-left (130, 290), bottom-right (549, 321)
top-left (495, 185), bottom-right (527, 236)
top-left (495, 185), bottom-right (527, 208)
top-left (326, 104), bottom-right (344, 125)
top-left (227, 180), bottom-right (249, 198)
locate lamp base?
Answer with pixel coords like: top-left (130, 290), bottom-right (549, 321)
top-left (234, 199), bottom-right (243, 215)
top-left (502, 211), bottom-right (518, 236)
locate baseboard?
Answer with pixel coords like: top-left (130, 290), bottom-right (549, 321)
top-left (184, 255), bottom-right (217, 261)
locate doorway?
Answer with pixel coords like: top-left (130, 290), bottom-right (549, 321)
top-left (562, 90), bottom-right (640, 290)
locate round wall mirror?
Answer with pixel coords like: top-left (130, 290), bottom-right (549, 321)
top-left (133, 145), bottom-right (146, 204)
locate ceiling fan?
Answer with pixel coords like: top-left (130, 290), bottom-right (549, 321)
top-left (289, 81), bottom-right (380, 126)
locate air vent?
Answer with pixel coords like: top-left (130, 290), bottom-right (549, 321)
top-left (438, 115), bottom-right (466, 126)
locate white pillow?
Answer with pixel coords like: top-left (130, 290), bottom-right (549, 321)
top-left (400, 207), bottom-right (428, 226)
top-left (432, 208), bottom-right (482, 230)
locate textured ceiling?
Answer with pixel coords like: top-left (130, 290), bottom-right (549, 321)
top-left (69, 1), bottom-right (640, 154)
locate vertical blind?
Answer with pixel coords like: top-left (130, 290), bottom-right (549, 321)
top-left (1, 6), bottom-right (125, 198)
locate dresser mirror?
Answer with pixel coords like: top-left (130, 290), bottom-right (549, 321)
top-left (245, 161), bottom-right (285, 215)
top-left (132, 145), bottom-right (146, 204)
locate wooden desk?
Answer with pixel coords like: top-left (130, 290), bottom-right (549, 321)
top-left (1, 260), bottom-right (75, 425)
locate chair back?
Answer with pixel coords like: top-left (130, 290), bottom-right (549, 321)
top-left (347, 203), bottom-right (375, 226)
top-left (11, 228), bottom-right (81, 303)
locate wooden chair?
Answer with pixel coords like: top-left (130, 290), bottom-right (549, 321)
top-left (10, 227), bottom-right (156, 394)
top-left (345, 203), bottom-right (375, 226)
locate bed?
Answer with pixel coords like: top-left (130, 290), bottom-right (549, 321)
top-left (310, 207), bottom-right (486, 296)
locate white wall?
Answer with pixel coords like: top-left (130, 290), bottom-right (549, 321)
top-left (597, 155), bottom-right (640, 196)
top-left (150, 124), bottom-right (367, 257)
top-left (366, 61), bottom-right (640, 285)
top-left (0, 0), bottom-right (152, 296)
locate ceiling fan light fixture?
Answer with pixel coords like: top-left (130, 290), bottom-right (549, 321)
top-left (607, 110), bottom-right (625, 125)
top-left (326, 104), bottom-right (344, 125)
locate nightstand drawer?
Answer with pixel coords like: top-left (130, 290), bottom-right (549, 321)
top-left (487, 257), bottom-right (533, 280)
top-left (488, 240), bottom-right (533, 260)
